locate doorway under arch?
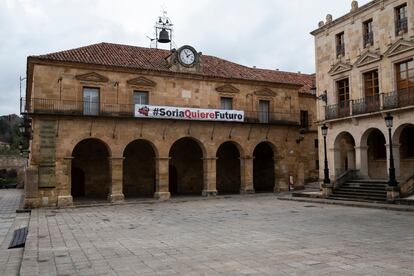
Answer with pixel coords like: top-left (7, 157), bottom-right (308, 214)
top-left (216, 141), bottom-right (241, 194)
top-left (71, 138), bottom-right (110, 200)
top-left (123, 139), bottom-right (156, 198)
top-left (333, 132), bottom-right (356, 176)
top-left (365, 129), bottom-right (387, 179)
top-left (253, 142), bottom-right (275, 192)
top-left (169, 137), bottom-right (204, 195)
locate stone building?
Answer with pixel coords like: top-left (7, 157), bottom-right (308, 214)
top-left (22, 42), bottom-right (317, 208)
top-left (312, 0), bottom-right (414, 201)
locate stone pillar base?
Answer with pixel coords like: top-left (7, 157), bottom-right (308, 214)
top-left (202, 190), bottom-right (217, 197)
top-left (24, 198), bottom-right (41, 209)
top-left (386, 186), bottom-right (400, 203)
top-left (154, 192), bottom-right (170, 201)
top-left (275, 186), bottom-right (289, 192)
top-left (108, 193), bottom-right (124, 203)
top-left (321, 183), bottom-right (333, 198)
top-left (240, 188), bottom-right (255, 194)
top-left (57, 195), bottom-right (73, 207)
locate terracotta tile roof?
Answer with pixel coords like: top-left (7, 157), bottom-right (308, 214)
top-left (32, 42), bottom-right (315, 92)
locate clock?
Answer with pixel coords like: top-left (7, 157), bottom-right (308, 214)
top-left (177, 46), bottom-right (197, 67)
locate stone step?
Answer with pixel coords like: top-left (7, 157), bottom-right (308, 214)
top-left (327, 196), bottom-right (388, 204)
top-left (333, 190), bottom-right (387, 196)
top-left (342, 183), bottom-right (388, 189)
top-left (346, 179), bottom-right (388, 185)
top-left (329, 193), bottom-right (387, 201)
top-left (337, 187), bottom-right (387, 193)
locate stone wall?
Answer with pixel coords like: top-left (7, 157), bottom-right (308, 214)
top-left (0, 155), bottom-right (26, 171)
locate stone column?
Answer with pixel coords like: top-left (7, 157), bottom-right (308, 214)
top-left (347, 149), bottom-right (356, 170)
top-left (24, 164), bottom-right (40, 208)
top-left (386, 143), bottom-right (401, 179)
top-left (57, 156), bottom-right (73, 207)
top-left (154, 157), bottom-right (171, 200)
top-left (108, 156), bottom-right (125, 203)
top-left (274, 156), bottom-right (287, 192)
top-left (202, 157), bottom-right (217, 197)
top-left (331, 148), bottom-right (341, 180)
top-left (240, 156), bottom-right (254, 194)
top-left (355, 146), bottom-right (368, 178)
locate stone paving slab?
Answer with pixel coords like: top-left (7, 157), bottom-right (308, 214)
top-left (0, 188), bottom-right (29, 276)
top-left (20, 194), bottom-right (414, 275)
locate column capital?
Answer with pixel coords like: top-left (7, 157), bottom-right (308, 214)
top-left (154, 157), bottom-right (171, 161)
top-left (202, 157), bottom-right (218, 161)
top-left (109, 156), bottom-right (125, 160)
top-left (240, 155), bottom-right (255, 160)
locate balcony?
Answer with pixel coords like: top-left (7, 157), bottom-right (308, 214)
top-left (352, 94), bottom-right (380, 115)
top-left (363, 32), bottom-right (374, 47)
top-left (395, 18), bottom-right (408, 35)
top-left (383, 89), bottom-right (414, 109)
top-left (325, 101), bottom-right (350, 120)
top-left (20, 98), bottom-right (301, 126)
top-left (325, 89), bottom-right (414, 120)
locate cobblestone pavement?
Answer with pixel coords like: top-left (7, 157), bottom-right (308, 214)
top-left (0, 188), bottom-right (29, 276)
top-left (21, 194), bottom-right (414, 276)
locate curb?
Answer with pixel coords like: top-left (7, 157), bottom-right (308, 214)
top-left (277, 196), bottom-right (414, 212)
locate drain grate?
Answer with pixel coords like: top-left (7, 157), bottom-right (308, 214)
top-left (8, 227), bottom-right (28, 249)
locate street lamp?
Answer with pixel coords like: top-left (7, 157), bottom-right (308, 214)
top-left (384, 113), bottom-right (398, 187)
top-left (321, 124), bottom-right (330, 184)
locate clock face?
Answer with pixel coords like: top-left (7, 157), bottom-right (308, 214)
top-left (179, 47), bottom-right (196, 66)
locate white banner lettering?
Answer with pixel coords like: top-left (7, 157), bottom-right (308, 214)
top-left (134, 105), bottom-right (244, 122)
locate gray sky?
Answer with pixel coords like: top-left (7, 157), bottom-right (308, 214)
top-left (0, 0), bottom-right (370, 115)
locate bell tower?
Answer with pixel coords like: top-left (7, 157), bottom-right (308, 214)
top-left (155, 10), bottom-right (173, 50)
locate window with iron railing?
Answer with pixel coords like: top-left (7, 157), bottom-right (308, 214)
top-left (396, 59), bottom-right (414, 92)
top-left (336, 32), bottom-right (345, 57)
top-left (83, 87), bottom-right (99, 116)
top-left (363, 19), bottom-right (373, 47)
top-left (258, 100), bottom-right (269, 123)
top-left (220, 97), bottom-right (233, 110)
top-left (364, 70), bottom-right (379, 97)
top-left (395, 4), bottom-right (408, 35)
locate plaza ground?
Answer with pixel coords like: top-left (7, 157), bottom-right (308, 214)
top-left (1, 189), bottom-right (413, 275)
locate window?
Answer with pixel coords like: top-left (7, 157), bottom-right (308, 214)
top-left (258, 100), bottom-right (269, 123)
top-left (363, 19), bottom-right (373, 47)
top-left (300, 110), bottom-right (309, 128)
top-left (336, 78), bottom-right (350, 116)
top-left (363, 70), bottom-right (379, 97)
top-left (133, 91), bottom-right (149, 105)
top-left (220, 97), bottom-right (233, 110)
top-left (314, 139), bottom-right (318, 149)
top-left (83, 87), bottom-right (99, 116)
top-left (396, 59), bottom-right (414, 92)
top-left (336, 32), bottom-right (345, 57)
top-left (395, 4), bottom-right (408, 34)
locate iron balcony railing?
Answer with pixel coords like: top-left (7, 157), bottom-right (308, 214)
top-left (395, 17), bottom-right (408, 34)
top-left (325, 101), bottom-right (350, 120)
top-left (325, 89), bottom-right (414, 120)
top-left (352, 94), bottom-right (380, 115)
top-left (363, 32), bottom-right (374, 47)
top-left (336, 44), bottom-right (345, 57)
top-left (20, 98), bottom-right (303, 126)
top-left (383, 88), bottom-right (414, 109)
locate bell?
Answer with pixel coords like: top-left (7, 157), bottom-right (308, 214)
top-left (158, 28), bottom-right (170, 43)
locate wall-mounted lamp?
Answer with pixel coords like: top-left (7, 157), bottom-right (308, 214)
top-left (113, 81), bottom-right (119, 87)
top-left (296, 128), bottom-right (306, 144)
top-left (316, 90), bottom-right (327, 104)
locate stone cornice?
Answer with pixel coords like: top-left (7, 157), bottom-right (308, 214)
top-left (253, 88), bottom-right (276, 97)
top-left (328, 61), bottom-right (352, 76)
top-left (384, 38), bottom-right (414, 57)
top-left (354, 50), bottom-right (382, 67)
top-left (126, 76), bottom-right (156, 87)
top-left (310, 0), bottom-right (380, 36)
top-left (27, 57), bottom-right (302, 90)
top-left (75, 72), bottom-right (109, 83)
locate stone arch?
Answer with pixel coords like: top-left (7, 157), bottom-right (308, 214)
top-left (253, 141), bottom-right (276, 192)
top-left (168, 137), bottom-right (205, 196)
top-left (333, 131), bottom-right (356, 176)
top-left (216, 141), bottom-right (243, 194)
top-left (71, 138), bottom-right (111, 200)
top-left (122, 139), bottom-right (157, 198)
top-left (361, 128), bottom-right (387, 179)
top-left (393, 123), bottom-right (414, 178)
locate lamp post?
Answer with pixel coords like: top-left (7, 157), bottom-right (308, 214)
top-left (321, 124), bottom-right (330, 184)
top-left (384, 113), bottom-right (398, 187)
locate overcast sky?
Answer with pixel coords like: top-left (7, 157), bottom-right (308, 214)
top-left (0, 0), bottom-right (371, 115)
